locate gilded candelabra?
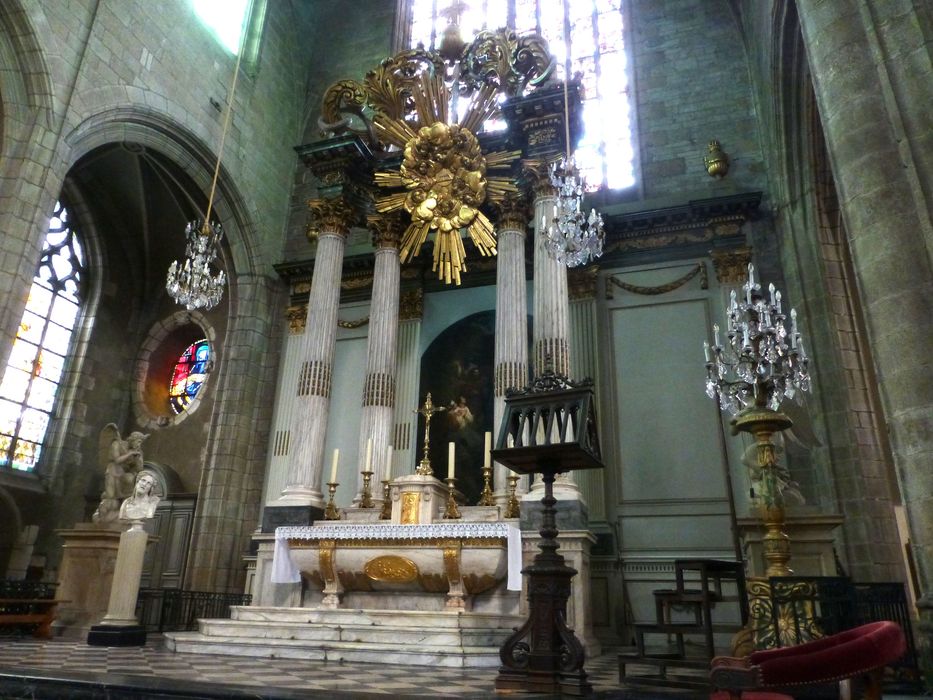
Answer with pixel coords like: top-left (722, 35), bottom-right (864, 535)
top-left (443, 478), bottom-right (461, 519)
top-left (477, 464), bottom-right (495, 506)
top-left (360, 471), bottom-right (375, 509)
top-left (414, 393), bottom-right (446, 476)
top-left (705, 262), bottom-right (812, 648)
top-left (324, 482), bottom-right (340, 520)
top-left (379, 480), bottom-right (392, 520)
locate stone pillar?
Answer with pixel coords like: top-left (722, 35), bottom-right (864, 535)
top-left (394, 290), bottom-right (424, 474)
top-left (568, 266), bottom-right (605, 520)
top-left (87, 520), bottom-right (149, 646)
top-left (795, 0), bottom-right (933, 644)
top-left (493, 193), bottom-right (530, 506)
top-left (355, 215), bottom-right (402, 501)
top-left (526, 163), bottom-right (580, 500)
top-left (279, 197), bottom-right (355, 509)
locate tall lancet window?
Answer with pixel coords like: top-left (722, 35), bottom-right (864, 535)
top-left (0, 201), bottom-right (85, 472)
top-left (407, 0), bottom-right (635, 190)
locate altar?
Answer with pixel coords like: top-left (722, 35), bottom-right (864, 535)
top-left (272, 521), bottom-right (521, 612)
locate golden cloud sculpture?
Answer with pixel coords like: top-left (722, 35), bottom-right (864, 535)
top-left (320, 31), bottom-right (554, 285)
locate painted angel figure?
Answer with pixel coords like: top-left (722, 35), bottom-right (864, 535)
top-left (92, 424), bottom-right (148, 523)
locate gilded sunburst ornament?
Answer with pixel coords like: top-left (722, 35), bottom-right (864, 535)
top-left (319, 29), bottom-right (554, 285)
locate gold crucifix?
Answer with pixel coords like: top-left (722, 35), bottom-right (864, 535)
top-left (414, 393), bottom-right (446, 476)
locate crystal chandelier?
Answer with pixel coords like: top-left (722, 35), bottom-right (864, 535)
top-left (704, 263), bottom-right (811, 415)
top-left (542, 57), bottom-right (604, 267)
top-left (166, 221), bottom-right (226, 310)
top-left (166, 35), bottom-right (244, 311)
top-left (545, 155), bottom-right (604, 267)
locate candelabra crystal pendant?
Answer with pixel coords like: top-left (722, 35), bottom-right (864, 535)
top-left (704, 263), bottom-right (811, 415)
top-left (166, 220), bottom-right (227, 311)
top-left (544, 156), bottom-right (605, 268)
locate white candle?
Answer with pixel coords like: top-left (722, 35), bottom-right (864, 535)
top-left (748, 263), bottom-right (755, 288)
top-left (483, 432), bottom-right (492, 469)
top-left (775, 290), bottom-right (782, 314)
top-left (364, 438), bottom-right (373, 473)
top-left (384, 446), bottom-right (393, 481)
top-left (769, 282), bottom-right (776, 306)
top-left (329, 448), bottom-right (339, 483)
top-left (704, 341), bottom-right (711, 362)
top-left (713, 323), bottom-right (720, 347)
top-left (448, 442), bottom-right (455, 479)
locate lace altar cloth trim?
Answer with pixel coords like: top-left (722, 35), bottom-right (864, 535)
top-left (276, 522), bottom-right (509, 541)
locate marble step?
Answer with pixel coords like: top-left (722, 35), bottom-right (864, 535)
top-left (230, 605), bottom-right (523, 630)
top-left (196, 618), bottom-right (512, 647)
top-left (163, 632), bottom-right (503, 668)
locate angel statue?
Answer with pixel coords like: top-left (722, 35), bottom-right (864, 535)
top-left (92, 424), bottom-right (148, 523)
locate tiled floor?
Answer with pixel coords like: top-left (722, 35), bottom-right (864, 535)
top-left (0, 637), bottom-right (689, 699)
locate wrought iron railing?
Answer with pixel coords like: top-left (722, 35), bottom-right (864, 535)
top-left (135, 588), bottom-right (251, 633)
top-left (0, 580), bottom-right (57, 599)
top-left (769, 576), bottom-right (918, 679)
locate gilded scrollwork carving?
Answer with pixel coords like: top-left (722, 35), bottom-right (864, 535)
top-left (307, 196), bottom-right (358, 239)
top-left (711, 247), bottom-right (753, 285)
top-left (460, 28), bottom-right (554, 97)
top-left (399, 288), bottom-right (424, 321)
top-left (493, 191), bottom-right (530, 234)
top-left (286, 305), bottom-right (307, 334)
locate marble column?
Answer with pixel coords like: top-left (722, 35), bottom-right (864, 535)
top-left (394, 290), bottom-right (424, 475)
top-left (568, 266), bottom-right (605, 520)
top-left (492, 193), bottom-right (530, 505)
top-left (355, 215), bottom-right (403, 501)
top-left (279, 197), bottom-right (355, 508)
top-left (527, 164), bottom-right (580, 500)
top-left (795, 0), bottom-right (933, 642)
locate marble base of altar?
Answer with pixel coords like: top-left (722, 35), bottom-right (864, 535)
top-left (163, 605), bottom-right (523, 667)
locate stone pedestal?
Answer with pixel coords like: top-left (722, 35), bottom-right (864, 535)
top-left (88, 520), bottom-right (150, 646)
top-left (54, 523), bottom-right (124, 639)
top-left (738, 513), bottom-right (844, 577)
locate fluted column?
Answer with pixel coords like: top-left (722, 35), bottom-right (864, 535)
top-left (355, 215), bottom-right (403, 501)
top-left (279, 197), bottom-right (355, 508)
top-left (568, 266), bottom-right (605, 519)
top-left (493, 194), bottom-right (531, 505)
top-left (394, 290), bottom-right (424, 473)
top-left (796, 0), bottom-right (933, 635)
top-left (527, 164), bottom-right (580, 498)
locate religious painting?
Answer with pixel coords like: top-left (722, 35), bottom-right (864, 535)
top-left (418, 311), bottom-right (495, 504)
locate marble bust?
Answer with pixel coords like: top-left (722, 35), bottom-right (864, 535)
top-left (119, 472), bottom-right (160, 521)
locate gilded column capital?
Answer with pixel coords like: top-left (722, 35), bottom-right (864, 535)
top-left (367, 212), bottom-right (404, 250)
top-left (399, 288), bottom-right (424, 321)
top-left (711, 247), bottom-right (753, 285)
top-left (521, 159), bottom-right (557, 199)
top-left (307, 196), bottom-right (358, 240)
top-left (568, 266), bottom-right (599, 300)
top-left (286, 305), bottom-right (307, 334)
top-left (493, 192), bottom-right (530, 234)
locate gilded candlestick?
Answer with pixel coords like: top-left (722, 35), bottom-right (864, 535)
top-left (360, 471), bottom-right (375, 508)
top-left (504, 475), bottom-right (520, 519)
top-left (443, 477), bottom-right (461, 519)
top-left (379, 480), bottom-right (392, 520)
top-left (477, 464), bottom-right (495, 506)
top-left (324, 482), bottom-right (340, 520)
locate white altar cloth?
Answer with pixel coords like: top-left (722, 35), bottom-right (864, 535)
top-left (272, 522), bottom-right (522, 591)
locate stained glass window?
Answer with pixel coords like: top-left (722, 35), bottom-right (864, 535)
top-left (192, 0), bottom-right (251, 54)
top-left (169, 340), bottom-right (210, 414)
top-left (0, 201), bottom-right (84, 471)
top-left (408, 0), bottom-right (635, 190)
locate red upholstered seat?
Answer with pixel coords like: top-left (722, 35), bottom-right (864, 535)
top-left (709, 621), bottom-right (906, 700)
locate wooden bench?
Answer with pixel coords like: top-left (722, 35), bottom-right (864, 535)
top-left (0, 598), bottom-right (64, 638)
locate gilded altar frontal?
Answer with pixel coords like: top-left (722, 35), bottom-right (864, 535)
top-left (0, 0), bottom-right (929, 694)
